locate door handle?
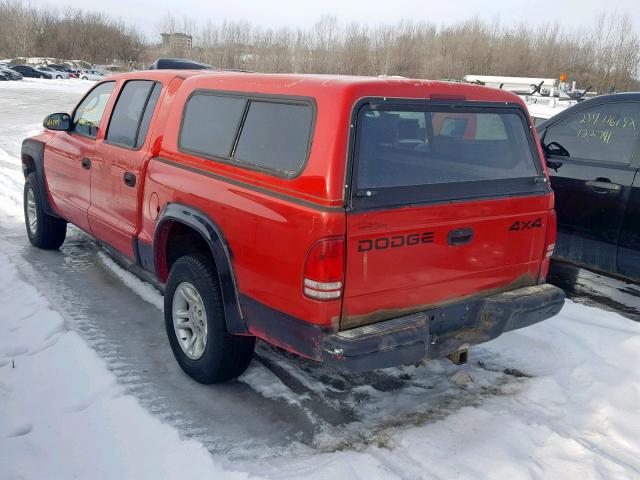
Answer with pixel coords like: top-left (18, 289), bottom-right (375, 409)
top-left (123, 172), bottom-right (136, 187)
top-left (81, 157), bottom-right (91, 170)
top-left (448, 228), bottom-right (474, 246)
top-left (585, 180), bottom-right (622, 194)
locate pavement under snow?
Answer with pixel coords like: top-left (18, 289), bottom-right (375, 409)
top-left (0, 79), bottom-right (639, 480)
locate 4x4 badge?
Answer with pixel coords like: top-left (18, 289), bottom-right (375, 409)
top-left (509, 218), bottom-right (543, 231)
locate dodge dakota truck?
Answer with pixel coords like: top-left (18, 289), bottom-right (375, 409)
top-left (22, 70), bottom-right (565, 383)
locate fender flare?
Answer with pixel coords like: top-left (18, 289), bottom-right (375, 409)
top-left (153, 203), bottom-right (247, 334)
top-left (21, 138), bottom-right (59, 218)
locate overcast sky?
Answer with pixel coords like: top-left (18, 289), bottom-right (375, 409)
top-left (30, 0), bottom-right (640, 39)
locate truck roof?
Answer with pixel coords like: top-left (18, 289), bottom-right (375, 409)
top-left (107, 70), bottom-right (528, 106)
top-left (103, 69), bottom-right (534, 206)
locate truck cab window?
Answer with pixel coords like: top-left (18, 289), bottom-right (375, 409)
top-left (72, 81), bottom-right (115, 138)
top-left (106, 80), bottom-right (160, 148)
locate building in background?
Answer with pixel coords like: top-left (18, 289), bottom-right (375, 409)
top-left (161, 33), bottom-right (193, 51)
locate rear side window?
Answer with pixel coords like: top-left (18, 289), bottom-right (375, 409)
top-left (179, 93), bottom-right (314, 176)
top-left (135, 83), bottom-right (162, 148)
top-left (234, 102), bottom-right (313, 174)
top-left (180, 95), bottom-right (247, 157)
top-left (106, 80), bottom-right (161, 148)
top-left (543, 102), bottom-right (639, 164)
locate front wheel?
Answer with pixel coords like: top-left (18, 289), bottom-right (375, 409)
top-left (56, 75), bottom-right (62, 79)
top-left (24, 173), bottom-right (67, 249)
top-left (164, 254), bottom-right (255, 383)
top-left (81, 76), bottom-right (88, 80)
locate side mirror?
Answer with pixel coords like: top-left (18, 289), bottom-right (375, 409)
top-left (545, 158), bottom-right (563, 173)
top-left (43, 113), bottom-right (71, 131)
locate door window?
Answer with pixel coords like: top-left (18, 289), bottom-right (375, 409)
top-left (135, 83), bottom-right (162, 148)
top-left (72, 81), bottom-right (115, 138)
top-left (544, 103), bottom-right (640, 164)
top-left (106, 80), bottom-right (161, 148)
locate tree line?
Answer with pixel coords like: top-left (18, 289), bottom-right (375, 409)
top-left (1, 0), bottom-right (638, 93)
top-left (176, 13), bottom-right (639, 93)
top-left (0, 0), bottom-right (145, 66)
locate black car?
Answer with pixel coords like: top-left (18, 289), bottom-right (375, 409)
top-left (10, 65), bottom-right (52, 79)
top-left (48, 64), bottom-right (78, 77)
top-left (537, 92), bottom-right (640, 280)
top-left (148, 57), bottom-right (213, 70)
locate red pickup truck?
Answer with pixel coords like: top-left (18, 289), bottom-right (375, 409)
top-left (22, 71), bottom-right (565, 383)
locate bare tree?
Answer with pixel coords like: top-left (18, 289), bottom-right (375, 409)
top-left (1, 1), bottom-right (638, 92)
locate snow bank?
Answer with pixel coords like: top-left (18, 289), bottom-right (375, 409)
top-left (1, 77), bottom-right (96, 92)
top-left (0, 249), bottom-right (258, 480)
top-left (369, 301), bottom-right (640, 479)
top-left (239, 301), bottom-right (640, 479)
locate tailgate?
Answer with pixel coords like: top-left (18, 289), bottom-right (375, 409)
top-left (341, 100), bottom-right (551, 329)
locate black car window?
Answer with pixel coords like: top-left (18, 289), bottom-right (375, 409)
top-left (106, 80), bottom-right (159, 148)
top-left (72, 82), bottom-right (116, 138)
top-left (544, 102), bottom-right (640, 164)
top-left (179, 94), bottom-right (247, 157)
top-left (233, 101), bottom-right (313, 175)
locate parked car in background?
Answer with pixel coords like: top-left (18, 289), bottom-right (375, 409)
top-left (10, 65), bottom-right (52, 79)
top-left (79, 69), bottom-right (105, 80)
top-left (48, 64), bottom-right (78, 78)
top-left (21, 71), bottom-right (564, 383)
top-left (0, 66), bottom-right (22, 80)
top-left (148, 57), bottom-right (212, 69)
top-left (37, 66), bottom-right (69, 79)
top-left (537, 92), bottom-right (640, 281)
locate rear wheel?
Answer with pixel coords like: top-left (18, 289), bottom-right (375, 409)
top-left (164, 254), bottom-right (255, 383)
top-left (24, 173), bottom-right (67, 249)
top-left (56, 75), bottom-right (62, 79)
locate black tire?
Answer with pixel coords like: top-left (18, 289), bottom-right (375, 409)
top-left (164, 254), bottom-right (255, 383)
top-left (24, 173), bottom-right (67, 250)
top-left (56, 75), bottom-right (62, 79)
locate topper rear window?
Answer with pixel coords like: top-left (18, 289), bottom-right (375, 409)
top-left (351, 101), bottom-right (546, 208)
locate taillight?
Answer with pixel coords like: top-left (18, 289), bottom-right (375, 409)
top-left (545, 242), bottom-right (556, 258)
top-left (303, 237), bottom-right (344, 300)
top-left (546, 210), bottom-right (557, 257)
top-left (539, 209), bottom-right (557, 282)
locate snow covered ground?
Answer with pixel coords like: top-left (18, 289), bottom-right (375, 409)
top-left (1, 79), bottom-right (639, 479)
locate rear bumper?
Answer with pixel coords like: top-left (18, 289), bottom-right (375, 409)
top-left (321, 283), bottom-right (565, 373)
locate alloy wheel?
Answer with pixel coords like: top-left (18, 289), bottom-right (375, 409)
top-left (26, 186), bottom-right (37, 236)
top-left (172, 282), bottom-right (208, 360)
